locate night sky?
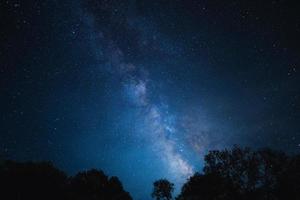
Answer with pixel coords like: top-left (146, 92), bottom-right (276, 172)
top-left (1, 0), bottom-right (300, 199)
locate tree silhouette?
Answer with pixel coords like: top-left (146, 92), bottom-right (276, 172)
top-left (107, 176), bottom-right (132, 200)
top-left (177, 172), bottom-right (237, 200)
top-left (1, 146), bottom-right (300, 200)
top-left (68, 169), bottom-right (132, 200)
top-left (177, 146), bottom-right (300, 200)
top-left (276, 155), bottom-right (300, 200)
top-left (152, 179), bottom-right (174, 200)
top-left (68, 169), bottom-right (109, 200)
top-left (0, 160), bottom-right (132, 200)
top-left (0, 160), bottom-right (67, 200)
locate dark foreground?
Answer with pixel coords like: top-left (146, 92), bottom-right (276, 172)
top-left (1, 146), bottom-right (299, 200)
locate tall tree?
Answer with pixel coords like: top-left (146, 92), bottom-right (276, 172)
top-left (152, 179), bottom-right (174, 200)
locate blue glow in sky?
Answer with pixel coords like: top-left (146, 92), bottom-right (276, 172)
top-left (1, 1), bottom-right (300, 200)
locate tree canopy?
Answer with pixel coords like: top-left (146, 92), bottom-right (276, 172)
top-left (176, 146), bottom-right (300, 200)
top-left (1, 146), bottom-right (300, 200)
top-left (0, 160), bottom-right (132, 200)
top-left (152, 179), bottom-right (174, 200)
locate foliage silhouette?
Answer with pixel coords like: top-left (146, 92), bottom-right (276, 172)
top-left (1, 146), bottom-right (299, 200)
top-left (176, 172), bottom-right (237, 200)
top-left (177, 146), bottom-right (300, 200)
top-left (0, 160), bottom-right (67, 200)
top-left (152, 179), bottom-right (174, 200)
top-left (0, 160), bottom-right (132, 200)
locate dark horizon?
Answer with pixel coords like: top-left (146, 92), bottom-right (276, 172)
top-left (1, 0), bottom-right (299, 199)
top-left (1, 146), bottom-right (300, 200)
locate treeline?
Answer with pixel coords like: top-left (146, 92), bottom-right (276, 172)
top-left (0, 160), bottom-right (132, 200)
top-left (1, 146), bottom-right (300, 200)
top-left (153, 146), bottom-right (300, 200)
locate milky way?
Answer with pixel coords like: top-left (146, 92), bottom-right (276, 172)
top-left (1, 1), bottom-right (300, 200)
top-left (85, 9), bottom-right (194, 181)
